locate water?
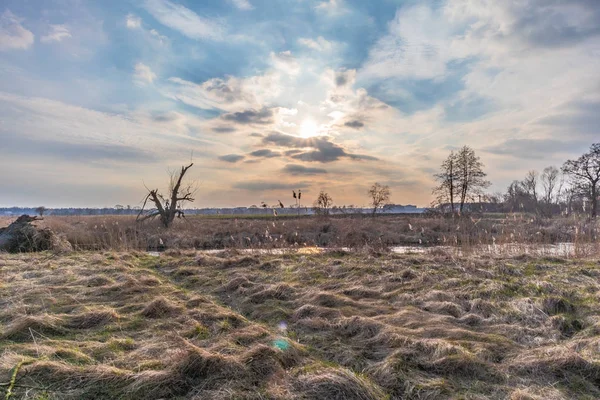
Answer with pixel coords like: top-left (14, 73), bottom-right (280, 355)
top-left (148, 242), bottom-right (596, 257)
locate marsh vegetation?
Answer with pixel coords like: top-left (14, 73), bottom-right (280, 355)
top-left (1, 250), bottom-right (600, 399)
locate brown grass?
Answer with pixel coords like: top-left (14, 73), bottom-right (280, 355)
top-left (1, 250), bottom-right (600, 399)
top-left (2, 213), bottom-right (598, 252)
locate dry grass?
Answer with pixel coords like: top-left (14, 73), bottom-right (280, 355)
top-left (1, 213), bottom-right (598, 252)
top-left (1, 250), bottom-right (599, 399)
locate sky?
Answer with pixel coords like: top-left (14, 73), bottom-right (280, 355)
top-left (1, 0), bottom-right (599, 208)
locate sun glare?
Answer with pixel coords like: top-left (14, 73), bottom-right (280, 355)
top-left (299, 118), bottom-right (319, 138)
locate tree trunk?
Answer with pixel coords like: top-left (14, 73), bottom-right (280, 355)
top-left (592, 183), bottom-right (598, 218)
top-left (449, 162), bottom-right (454, 215)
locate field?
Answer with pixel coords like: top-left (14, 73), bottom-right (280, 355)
top-left (2, 248), bottom-right (600, 399)
top-left (1, 214), bottom-right (598, 252)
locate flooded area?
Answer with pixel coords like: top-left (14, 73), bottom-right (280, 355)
top-left (148, 242), bottom-right (598, 257)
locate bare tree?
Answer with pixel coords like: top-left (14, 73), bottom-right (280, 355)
top-left (455, 146), bottom-right (491, 213)
top-left (562, 143), bottom-right (600, 218)
top-left (313, 190), bottom-right (333, 216)
top-left (521, 170), bottom-right (539, 204)
top-left (432, 150), bottom-right (457, 214)
top-left (35, 206), bottom-right (47, 217)
top-left (504, 180), bottom-right (527, 211)
top-left (541, 166), bottom-right (560, 204)
top-left (368, 183), bottom-right (391, 216)
top-left (137, 163), bottom-right (196, 228)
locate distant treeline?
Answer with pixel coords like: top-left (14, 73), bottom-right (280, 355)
top-left (0, 204), bottom-right (425, 217)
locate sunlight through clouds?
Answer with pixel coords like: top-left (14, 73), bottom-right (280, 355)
top-left (0, 0), bottom-right (599, 207)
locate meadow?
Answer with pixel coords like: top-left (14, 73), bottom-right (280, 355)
top-left (1, 249), bottom-right (600, 399)
top-left (1, 213), bottom-right (597, 252)
top-left (1, 214), bottom-right (599, 399)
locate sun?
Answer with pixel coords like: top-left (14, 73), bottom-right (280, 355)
top-left (299, 118), bottom-right (319, 138)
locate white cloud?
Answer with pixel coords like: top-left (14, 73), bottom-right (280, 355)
top-left (126, 14), bottom-right (142, 29)
top-left (0, 91), bottom-right (223, 206)
top-left (149, 29), bottom-right (168, 45)
top-left (164, 72), bottom-right (281, 112)
top-left (0, 10), bottom-right (34, 51)
top-left (270, 51), bottom-right (300, 76)
top-left (298, 36), bottom-right (335, 52)
top-left (360, 5), bottom-right (457, 81)
top-left (315, 0), bottom-right (347, 15)
top-left (229, 0), bottom-right (253, 11)
top-left (133, 62), bottom-right (157, 86)
top-left (41, 25), bottom-right (72, 43)
top-left (143, 0), bottom-right (225, 40)
top-left (354, 0), bottom-right (600, 196)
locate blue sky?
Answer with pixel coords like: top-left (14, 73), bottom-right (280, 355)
top-left (1, 0), bottom-right (599, 207)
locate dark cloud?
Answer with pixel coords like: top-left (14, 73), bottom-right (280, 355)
top-left (249, 132), bottom-right (264, 137)
top-left (199, 78), bottom-right (246, 104)
top-left (233, 181), bottom-right (309, 191)
top-left (221, 108), bottom-right (273, 125)
top-left (151, 112), bottom-right (181, 122)
top-left (344, 120), bottom-right (364, 129)
top-left (291, 149), bottom-right (345, 163)
top-left (212, 126), bottom-right (237, 133)
top-left (218, 154), bottom-right (245, 163)
top-left (483, 138), bottom-right (589, 159)
top-left (262, 132), bottom-right (378, 163)
top-left (501, 0), bottom-right (600, 48)
top-left (537, 99), bottom-right (600, 136)
top-left (249, 149), bottom-right (281, 158)
top-left (347, 154), bottom-right (379, 161)
top-left (282, 164), bottom-right (327, 176)
top-left (0, 132), bottom-right (157, 164)
top-left (335, 69), bottom-right (353, 87)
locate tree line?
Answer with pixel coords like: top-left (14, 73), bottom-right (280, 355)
top-left (433, 143), bottom-right (600, 218)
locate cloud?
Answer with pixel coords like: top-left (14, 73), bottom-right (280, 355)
top-left (0, 10), bottom-right (34, 50)
top-left (143, 0), bottom-right (224, 40)
top-left (41, 25), bottom-right (71, 43)
top-left (360, 5), bottom-right (456, 81)
top-left (270, 51), bottom-right (300, 76)
top-left (249, 149), bottom-right (280, 158)
top-left (229, 0), bottom-right (253, 10)
top-left (126, 14), bottom-right (142, 29)
top-left (221, 108), bottom-right (273, 125)
top-left (212, 126), bottom-right (237, 133)
top-left (298, 36), bottom-right (335, 52)
top-left (0, 91), bottom-right (210, 168)
top-left (344, 120), bottom-right (364, 129)
top-left (219, 154), bottom-right (245, 163)
top-left (165, 73), bottom-right (280, 112)
top-left (446, 0), bottom-right (600, 50)
top-left (133, 63), bottom-right (157, 86)
top-left (361, 0), bottom-right (600, 83)
top-left (483, 138), bottom-right (587, 159)
top-left (262, 132), bottom-right (378, 163)
top-left (315, 0), bottom-right (347, 15)
top-left (334, 69), bottom-right (355, 87)
top-left (536, 99), bottom-right (600, 137)
top-left (233, 181), bottom-right (310, 191)
top-left (282, 164), bottom-right (327, 176)
top-left (0, 130), bottom-right (157, 164)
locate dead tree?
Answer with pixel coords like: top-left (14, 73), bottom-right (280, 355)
top-left (137, 163), bottom-right (196, 228)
